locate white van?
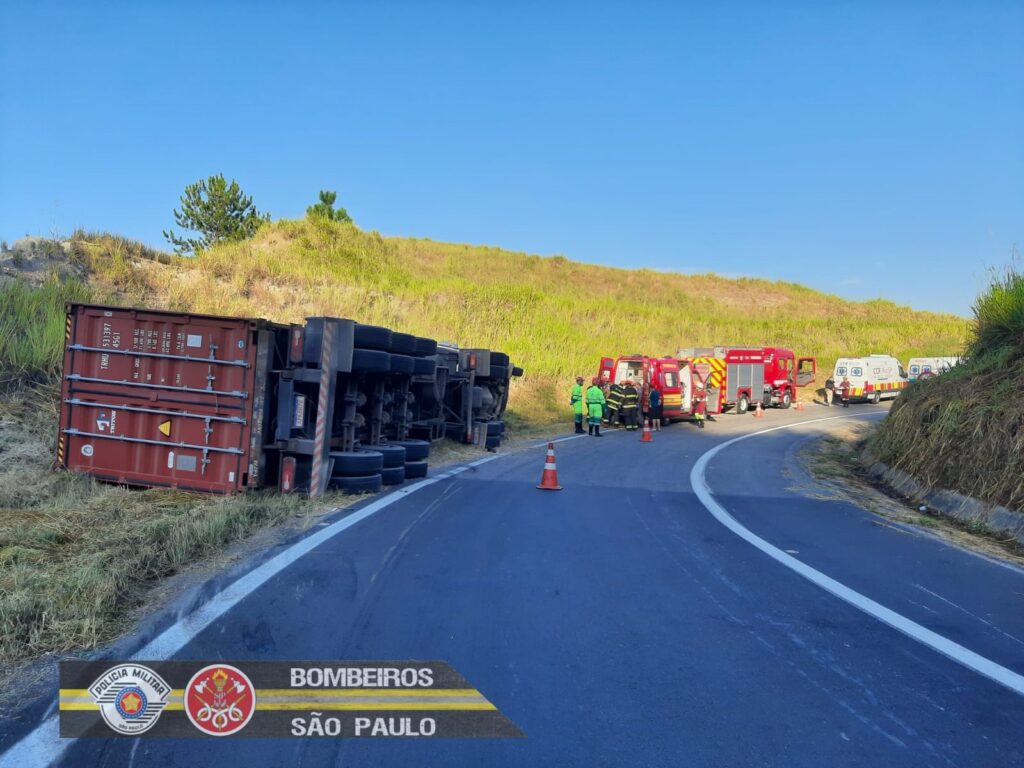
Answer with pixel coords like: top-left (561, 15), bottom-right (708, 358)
top-left (907, 356), bottom-right (959, 381)
top-left (832, 355), bottom-right (908, 404)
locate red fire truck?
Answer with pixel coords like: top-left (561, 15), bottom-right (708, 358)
top-left (597, 355), bottom-right (694, 421)
top-left (679, 346), bottom-right (816, 414)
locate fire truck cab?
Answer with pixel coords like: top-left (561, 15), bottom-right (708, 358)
top-left (598, 355), bottom-right (694, 421)
top-left (679, 346), bottom-right (816, 414)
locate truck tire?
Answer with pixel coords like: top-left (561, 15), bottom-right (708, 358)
top-left (485, 420), bottom-right (503, 437)
top-left (412, 357), bottom-right (437, 376)
top-left (380, 465), bottom-right (406, 485)
top-left (484, 435), bottom-right (501, 451)
top-left (331, 450), bottom-right (384, 476)
top-left (780, 391), bottom-right (792, 409)
top-left (352, 349), bottom-right (390, 373)
top-left (490, 352), bottom-right (510, 366)
top-left (511, 366), bottom-right (524, 377)
top-left (413, 337), bottom-right (438, 356)
top-left (391, 439), bottom-right (429, 461)
top-left (390, 332), bottom-right (416, 355)
top-left (488, 364), bottom-right (509, 379)
top-left (389, 353), bottom-right (415, 375)
top-left (331, 473), bottom-right (383, 494)
top-left (354, 324), bottom-right (392, 351)
top-left (404, 460), bottom-right (429, 479)
top-left (737, 395), bottom-right (750, 415)
top-left (871, 391), bottom-right (881, 405)
top-left (372, 444), bottom-right (406, 468)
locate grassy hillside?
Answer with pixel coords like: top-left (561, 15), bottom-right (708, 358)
top-left (0, 222), bottom-right (970, 663)
top-left (869, 267), bottom-right (1024, 510)
top-left (27, 219), bottom-right (968, 423)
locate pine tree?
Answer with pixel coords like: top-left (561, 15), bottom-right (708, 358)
top-left (163, 174), bottom-right (269, 255)
top-left (306, 190), bottom-right (352, 223)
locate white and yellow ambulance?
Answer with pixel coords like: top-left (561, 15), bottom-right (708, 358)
top-left (832, 354), bottom-right (909, 404)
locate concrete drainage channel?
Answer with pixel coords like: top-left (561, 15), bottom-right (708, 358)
top-left (57, 303), bottom-right (521, 497)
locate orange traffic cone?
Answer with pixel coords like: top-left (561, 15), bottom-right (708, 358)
top-left (754, 401), bottom-right (764, 418)
top-left (795, 399), bottom-right (805, 411)
top-left (537, 442), bottom-right (563, 490)
top-left (640, 419), bottom-right (653, 443)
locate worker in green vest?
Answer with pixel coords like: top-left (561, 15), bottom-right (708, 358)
top-left (586, 377), bottom-right (606, 437)
top-left (570, 375), bottom-right (586, 434)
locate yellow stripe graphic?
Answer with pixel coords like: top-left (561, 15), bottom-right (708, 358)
top-left (59, 688), bottom-right (492, 712)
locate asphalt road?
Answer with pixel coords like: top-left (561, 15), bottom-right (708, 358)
top-left (3, 405), bottom-right (1024, 767)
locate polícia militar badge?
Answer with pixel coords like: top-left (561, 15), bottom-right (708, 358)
top-left (88, 664), bottom-right (171, 735)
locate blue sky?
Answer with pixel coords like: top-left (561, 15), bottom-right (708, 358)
top-left (1, 1), bottom-right (1021, 316)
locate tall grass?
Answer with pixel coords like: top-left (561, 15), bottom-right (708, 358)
top-left (164, 219), bottom-right (967, 422)
top-left (869, 265), bottom-right (1024, 509)
top-left (0, 276), bottom-right (91, 389)
top-left (0, 381), bottom-right (352, 662)
top-left (969, 265), bottom-right (1024, 356)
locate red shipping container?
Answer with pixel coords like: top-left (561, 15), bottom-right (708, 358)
top-left (58, 304), bottom-right (279, 494)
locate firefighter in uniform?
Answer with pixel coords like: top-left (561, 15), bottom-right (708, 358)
top-left (570, 376), bottom-right (586, 434)
top-left (693, 386), bottom-right (707, 428)
top-left (586, 377), bottom-right (606, 436)
top-left (605, 379), bottom-right (625, 426)
top-left (840, 375), bottom-right (851, 407)
top-left (621, 379), bottom-right (640, 430)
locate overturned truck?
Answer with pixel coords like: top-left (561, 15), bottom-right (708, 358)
top-left (57, 304), bottom-right (522, 497)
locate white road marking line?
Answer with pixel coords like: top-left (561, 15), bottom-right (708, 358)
top-left (914, 584), bottom-right (1024, 648)
top-left (0, 454), bottom-right (502, 768)
top-left (690, 413), bottom-right (1024, 698)
top-left (534, 433), bottom-right (589, 447)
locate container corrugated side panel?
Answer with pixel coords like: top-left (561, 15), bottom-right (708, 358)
top-left (58, 304), bottom-right (267, 494)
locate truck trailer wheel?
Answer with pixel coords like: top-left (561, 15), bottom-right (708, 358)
top-left (736, 395), bottom-right (750, 414)
top-left (388, 353), bottom-right (415, 374)
top-left (331, 473), bottom-right (383, 494)
top-left (380, 465), bottom-right (406, 485)
top-left (331, 450), bottom-right (384, 476)
top-left (485, 420), bottom-right (503, 437)
top-left (413, 337), bottom-right (438, 356)
top-left (354, 324), bottom-right (393, 351)
top-left (391, 439), bottom-right (430, 461)
top-left (511, 366), bottom-right (524, 377)
top-left (484, 435), bottom-right (501, 451)
top-left (404, 460), bottom-right (429, 479)
top-left (390, 332), bottom-right (417, 355)
top-left (352, 349), bottom-right (391, 373)
top-left (490, 352), bottom-right (510, 366)
top-left (412, 357), bottom-right (437, 376)
top-left (372, 445), bottom-right (407, 468)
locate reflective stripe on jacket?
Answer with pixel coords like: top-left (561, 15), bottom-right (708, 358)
top-left (621, 386), bottom-right (639, 410)
top-left (606, 383), bottom-right (624, 408)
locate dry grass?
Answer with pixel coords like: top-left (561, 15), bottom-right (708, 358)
top-left (868, 350), bottom-right (1024, 509)
top-left (869, 266), bottom-right (1024, 511)
top-left (0, 384), bottom-right (355, 663)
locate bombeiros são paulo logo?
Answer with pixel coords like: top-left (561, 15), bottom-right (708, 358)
top-left (184, 663), bottom-right (257, 736)
top-left (88, 664), bottom-right (171, 735)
